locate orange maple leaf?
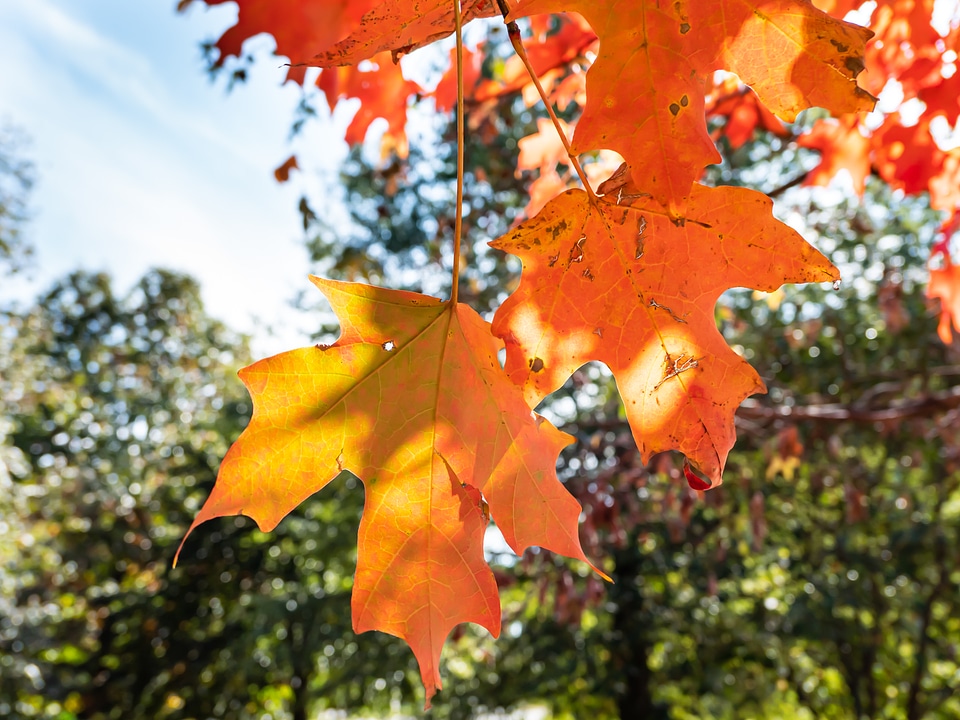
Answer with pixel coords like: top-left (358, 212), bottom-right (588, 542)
top-left (508, 0), bottom-right (874, 210)
top-left (196, 0), bottom-right (376, 72)
top-left (516, 117), bottom-right (576, 215)
top-left (317, 51), bottom-right (423, 158)
top-left (702, 1), bottom-right (875, 121)
top-left (706, 82), bottom-right (791, 150)
top-left (433, 44), bottom-right (483, 113)
top-left (788, 0), bottom-right (959, 218)
top-left (798, 115), bottom-right (872, 195)
top-left (490, 174), bottom-right (838, 484)
top-left (928, 260), bottom-right (960, 344)
top-left (434, 14), bottom-right (597, 109)
top-left (193, 0), bottom-right (497, 71)
top-left (309, 0), bottom-right (498, 66)
top-left (176, 278), bottom-right (602, 707)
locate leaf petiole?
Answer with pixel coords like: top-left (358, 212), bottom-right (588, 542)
top-left (450, 0), bottom-right (465, 306)
top-left (496, 0), bottom-right (596, 200)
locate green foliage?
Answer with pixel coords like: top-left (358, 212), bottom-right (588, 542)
top-left (0, 124), bottom-right (35, 274)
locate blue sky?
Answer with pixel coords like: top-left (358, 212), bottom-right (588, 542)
top-left (0, 0), bottom-right (351, 355)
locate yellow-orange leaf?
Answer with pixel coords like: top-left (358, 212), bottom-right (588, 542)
top-left (491, 176), bottom-right (839, 484)
top-left (176, 278), bottom-right (599, 707)
top-left (700, 0), bottom-right (876, 122)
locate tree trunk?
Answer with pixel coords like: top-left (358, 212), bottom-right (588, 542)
top-left (609, 541), bottom-right (669, 720)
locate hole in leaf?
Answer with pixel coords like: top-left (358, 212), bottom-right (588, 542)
top-left (569, 235), bottom-right (586, 263)
top-left (382, 340), bottom-right (396, 351)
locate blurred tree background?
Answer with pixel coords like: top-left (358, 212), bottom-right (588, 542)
top-left (2, 17), bottom-right (960, 720)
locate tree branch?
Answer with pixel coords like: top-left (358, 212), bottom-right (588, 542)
top-left (737, 385), bottom-right (960, 424)
top-left (765, 171), bottom-right (809, 199)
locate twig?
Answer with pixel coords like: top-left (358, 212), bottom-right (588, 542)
top-left (766, 171), bottom-right (809, 199)
top-left (495, 0), bottom-right (596, 200)
top-left (737, 385), bottom-right (960, 423)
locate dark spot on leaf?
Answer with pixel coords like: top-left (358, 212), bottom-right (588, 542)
top-left (845, 56), bottom-right (865, 74)
top-left (680, 22), bottom-right (691, 34)
top-left (530, 357), bottom-right (545, 372)
top-left (680, 94), bottom-right (689, 107)
top-left (830, 39), bottom-right (849, 53)
top-left (669, 103), bottom-right (680, 116)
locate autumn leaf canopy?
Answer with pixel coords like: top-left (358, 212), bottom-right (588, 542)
top-left (173, 0), bottom-right (904, 705)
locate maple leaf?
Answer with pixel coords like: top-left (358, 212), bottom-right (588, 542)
top-left (317, 51), bottom-right (423, 158)
top-left (517, 117), bottom-right (576, 216)
top-left (798, 115), bottom-right (872, 195)
top-left (192, 0), bottom-right (498, 71)
top-left (701, 1), bottom-right (876, 121)
top-left (490, 173), bottom-right (838, 485)
top-left (176, 278), bottom-right (602, 707)
top-left (273, 154), bottom-right (299, 183)
top-left (508, 0), bottom-right (874, 210)
top-left (193, 0), bottom-right (377, 72)
top-left (433, 45), bottom-right (483, 113)
top-left (872, 115), bottom-right (945, 196)
top-left (928, 260), bottom-right (960, 345)
top-left (791, 0), bottom-right (959, 226)
top-left (434, 14), bottom-right (597, 109)
top-left (309, 0), bottom-right (498, 66)
top-left (706, 81), bottom-right (791, 150)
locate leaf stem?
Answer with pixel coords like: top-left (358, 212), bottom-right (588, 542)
top-left (496, 0), bottom-right (596, 200)
top-left (450, 0), bottom-right (465, 306)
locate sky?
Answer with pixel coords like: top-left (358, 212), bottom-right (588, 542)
top-left (0, 0), bottom-right (350, 356)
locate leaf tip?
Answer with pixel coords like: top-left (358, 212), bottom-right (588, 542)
top-left (683, 459), bottom-right (713, 491)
